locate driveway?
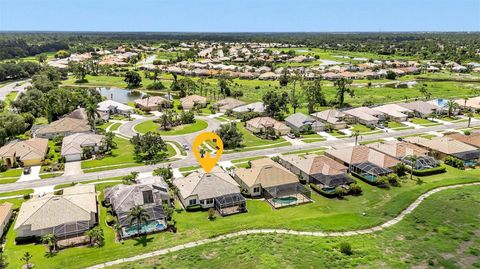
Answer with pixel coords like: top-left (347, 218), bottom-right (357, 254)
top-left (63, 161), bottom-right (83, 176)
top-left (0, 80), bottom-right (30, 100)
top-left (18, 166), bottom-right (41, 182)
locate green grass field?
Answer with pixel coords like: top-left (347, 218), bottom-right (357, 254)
top-left (134, 119), bottom-right (208, 136)
top-left (109, 185), bottom-right (480, 269)
top-left (4, 167), bottom-right (480, 269)
top-left (81, 137), bottom-right (138, 169)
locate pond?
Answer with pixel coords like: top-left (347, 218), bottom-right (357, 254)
top-left (96, 87), bottom-right (144, 104)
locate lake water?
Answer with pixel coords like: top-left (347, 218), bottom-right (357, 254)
top-left (97, 87), bottom-right (144, 104)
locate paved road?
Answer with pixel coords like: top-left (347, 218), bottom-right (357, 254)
top-left (0, 80), bottom-right (30, 100)
top-left (0, 120), bottom-right (477, 193)
top-left (86, 182), bottom-right (480, 269)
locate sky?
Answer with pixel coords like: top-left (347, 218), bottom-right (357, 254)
top-left (0, 0), bottom-right (479, 32)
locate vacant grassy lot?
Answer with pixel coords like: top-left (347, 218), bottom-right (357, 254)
top-left (81, 137), bottom-right (137, 169)
top-left (3, 167), bottom-right (480, 268)
top-left (111, 185), bottom-right (480, 269)
top-left (134, 119), bottom-right (208, 136)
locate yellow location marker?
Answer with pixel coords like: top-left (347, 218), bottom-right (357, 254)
top-left (192, 132), bottom-right (223, 173)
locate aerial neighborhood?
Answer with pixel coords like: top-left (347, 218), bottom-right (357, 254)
top-left (0, 31), bottom-right (479, 269)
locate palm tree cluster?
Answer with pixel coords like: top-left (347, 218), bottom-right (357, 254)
top-left (128, 205), bottom-right (150, 237)
top-left (154, 110), bottom-right (195, 131)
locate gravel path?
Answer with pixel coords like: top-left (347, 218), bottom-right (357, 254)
top-left (86, 182), bottom-right (480, 269)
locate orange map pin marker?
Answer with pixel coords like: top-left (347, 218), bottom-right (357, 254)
top-left (192, 132), bottom-right (223, 173)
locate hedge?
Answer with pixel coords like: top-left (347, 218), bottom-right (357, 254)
top-left (309, 183), bottom-right (337, 198)
top-left (407, 164), bottom-right (447, 176)
top-left (185, 204), bottom-right (203, 212)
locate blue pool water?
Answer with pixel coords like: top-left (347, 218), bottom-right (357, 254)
top-left (363, 174), bottom-right (377, 182)
top-left (123, 220), bottom-right (166, 237)
top-left (432, 98), bottom-right (447, 107)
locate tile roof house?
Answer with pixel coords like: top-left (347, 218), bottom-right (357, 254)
top-left (278, 154), bottom-right (353, 190)
top-left (404, 136), bottom-right (480, 162)
top-left (0, 138), bottom-right (48, 167)
top-left (447, 132), bottom-right (480, 148)
top-left (367, 140), bottom-right (429, 159)
top-left (104, 176), bottom-right (170, 238)
top-left (214, 98), bottom-right (246, 112)
top-left (180, 95), bottom-right (207, 110)
top-left (174, 167), bottom-right (246, 216)
top-left (285, 113), bottom-right (325, 133)
top-left (34, 118), bottom-right (91, 139)
top-left (456, 96), bottom-right (480, 110)
top-left (397, 101), bottom-right (439, 118)
top-left (97, 100), bottom-right (135, 115)
top-left (310, 109), bottom-right (347, 129)
top-left (61, 133), bottom-right (105, 162)
top-left (344, 107), bottom-right (385, 125)
top-left (134, 96), bottom-right (172, 111)
top-left (246, 117), bottom-right (291, 136)
top-left (232, 102), bottom-right (265, 113)
top-left (14, 185), bottom-right (98, 239)
top-left (0, 202), bottom-right (13, 238)
top-left (372, 104), bottom-right (413, 122)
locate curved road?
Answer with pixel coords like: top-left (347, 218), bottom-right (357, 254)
top-left (0, 120), bottom-right (478, 193)
top-left (86, 182), bottom-right (480, 269)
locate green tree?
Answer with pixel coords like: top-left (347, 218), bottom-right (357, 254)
top-left (153, 165), bottom-right (173, 180)
top-left (128, 205), bottom-right (150, 236)
top-left (444, 99), bottom-right (459, 118)
top-left (466, 112), bottom-right (474, 128)
top-left (35, 53), bottom-right (48, 63)
top-left (21, 252), bottom-right (33, 269)
top-left (216, 123), bottom-right (243, 149)
top-left (334, 78), bottom-right (354, 106)
top-left (405, 155), bottom-right (418, 179)
top-left (419, 84), bottom-right (431, 100)
top-left (86, 99), bottom-right (100, 132)
top-left (70, 62), bottom-right (89, 82)
top-left (262, 90), bottom-right (289, 120)
top-left (41, 233), bottom-right (58, 254)
top-left (131, 132), bottom-right (168, 163)
top-left (351, 130), bottom-right (360, 145)
top-left (303, 78), bottom-right (326, 114)
top-left (218, 74), bottom-right (232, 97)
top-left (85, 227), bottom-right (104, 247)
top-left (124, 71), bottom-right (142, 88)
top-left (103, 132), bottom-right (117, 152)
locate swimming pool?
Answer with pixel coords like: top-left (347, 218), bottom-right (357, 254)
top-left (272, 196), bottom-right (298, 205)
top-left (362, 174), bottom-right (377, 182)
top-left (432, 98), bottom-right (447, 107)
top-left (122, 220), bottom-right (166, 237)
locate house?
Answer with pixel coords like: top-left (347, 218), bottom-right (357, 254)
top-left (232, 102), bottom-right (265, 113)
top-left (34, 118), bottom-right (91, 139)
top-left (0, 202), bottom-right (13, 238)
top-left (234, 158), bottom-right (311, 208)
top-left (285, 113), bottom-right (325, 133)
top-left (397, 101), bottom-right (439, 118)
top-left (373, 104), bottom-right (412, 122)
top-left (405, 136), bottom-right (480, 165)
top-left (134, 96), bottom-right (172, 111)
top-left (310, 109), bottom-right (348, 129)
top-left (278, 154), bottom-right (353, 191)
top-left (245, 117), bottom-right (291, 136)
top-left (367, 140), bottom-right (439, 170)
top-left (344, 107), bottom-right (385, 125)
top-left (61, 133), bottom-right (105, 162)
top-left (97, 100), bottom-right (134, 115)
top-left (0, 138), bottom-right (49, 167)
top-left (180, 95), bottom-right (207, 110)
top-left (14, 185), bottom-right (98, 239)
top-left (325, 145), bottom-right (399, 181)
top-left (447, 132), bottom-right (480, 148)
top-left (104, 176), bottom-right (170, 238)
top-left (456, 96), bottom-right (480, 110)
top-left (214, 98), bottom-right (246, 112)
top-left (174, 167), bottom-right (246, 216)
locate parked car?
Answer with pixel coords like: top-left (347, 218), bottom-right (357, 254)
top-left (287, 133), bottom-right (296, 139)
top-left (23, 166), bottom-right (31, 175)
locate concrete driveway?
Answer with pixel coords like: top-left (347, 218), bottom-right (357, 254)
top-left (18, 166), bottom-right (41, 182)
top-left (64, 161), bottom-right (83, 176)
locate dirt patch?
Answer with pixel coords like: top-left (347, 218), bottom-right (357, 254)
top-left (411, 261), bottom-right (429, 269)
top-left (201, 251), bottom-right (218, 260)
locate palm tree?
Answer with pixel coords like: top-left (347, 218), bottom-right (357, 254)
top-left (405, 155), bottom-right (418, 179)
top-left (86, 100), bottom-right (100, 133)
top-left (104, 132), bottom-right (117, 152)
top-left (85, 227), bottom-right (104, 247)
top-left (130, 171), bottom-right (139, 182)
top-left (444, 99), bottom-right (459, 118)
top-left (41, 233), bottom-right (57, 253)
top-left (351, 130), bottom-right (360, 145)
top-left (466, 112), bottom-right (474, 128)
top-left (334, 78), bottom-right (354, 106)
top-left (113, 223), bottom-right (123, 241)
top-left (21, 252), bottom-right (33, 269)
top-left (128, 205), bottom-right (150, 236)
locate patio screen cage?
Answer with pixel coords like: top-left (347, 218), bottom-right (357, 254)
top-left (117, 204), bottom-right (165, 228)
top-left (52, 220), bottom-right (92, 239)
top-left (214, 193), bottom-right (247, 216)
top-left (451, 150), bottom-right (480, 161)
top-left (263, 183), bottom-right (311, 200)
top-left (350, 162), bottom-right (392, 180)
top-left (401, 155), bottom-right (439, 170)
top-left (310, 173), bottom-right (354, 189)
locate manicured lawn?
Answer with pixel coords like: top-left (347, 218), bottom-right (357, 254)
top-left (110, 185), bottom-right (480, 269)
top-left (39, 172), bottom-right (63, 179)
top-left (359, 139), bottom-right (384, 145)
top-left (409, 118), bottom-right (442, 126)
top-left (167, 141), bottom-right (187, 156)
top-left (3, 167), bottom-right (480, 268)
top-left (0, 169), bottom-right (22, 179)
top-left (81, 137), bottom-right (138, 169)
top-left (351, 124), bottom-right (380, 134)
top-left (235, 122), bottom-right (287, 148)
top-left (178, 165), bottom-right (201, 172)
top-left (284, 147), bottom-right (326, 156)
top-left (300, 133), bottom-right (326, 143)
top-left (2, 91), bottom-right (17, 111)
top-left (231, 156), bottom-right (266, 164)
top-left (328, 129), bottom-right (348, 137)
top-left (386, 121), bottom-right (406, 128)
top-left (134, 119), bottom-right (208, 136)
top-left (109, 123), bottom-right (122, 132)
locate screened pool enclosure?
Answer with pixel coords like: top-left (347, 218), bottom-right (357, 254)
top-left (214, 193), bottom-right (247, 216)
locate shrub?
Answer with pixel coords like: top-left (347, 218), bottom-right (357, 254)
top-left (464, 130), bottom-right (472, 135)
top-left (146, 81), bottom-right (165, 90)
top-left (396, 163), bottom-right (407, 177)
top-left (408, 164), bottom-right (446, 176)
top-left (23, 194), bottom-right (31, 200)
top-left (207, 208), bottom-right (216, 220)
top-left (348, 183), bottom-right (362, 195)
top-left (339, 242), bottom-right (353, 255)
top-left (309, 183), bottom-right (341, 198)
top-left (444, 156), bottom-right (464, 169)
top-left (105, 214), bottom-right (116, 226)
top-left (186, 204), bottom-right (203, 212)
